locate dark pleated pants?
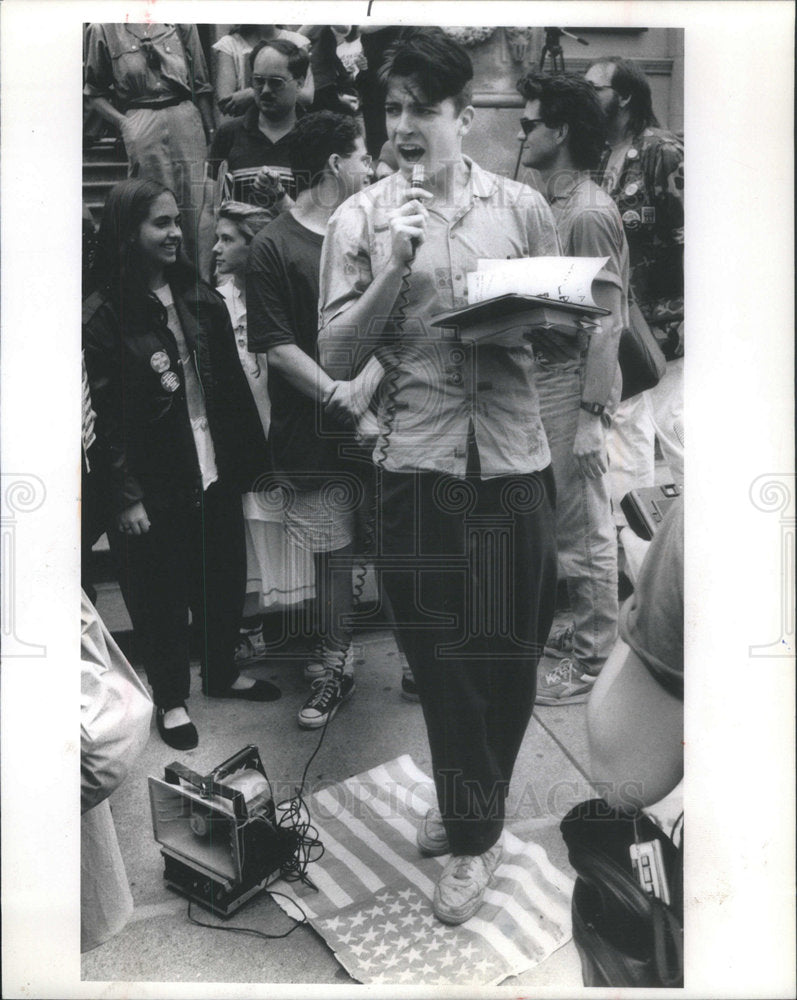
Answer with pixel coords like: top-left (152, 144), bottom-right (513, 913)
top-left (378, 464), bottom-right (558, 855)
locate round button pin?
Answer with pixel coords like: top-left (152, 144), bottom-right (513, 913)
top-left (625, 183), bottom-right (639, 197)
top-left (150, 351), bottom-right (170, 373)
top-left (161, 371), bottom-right (180, 393)
top-left (622, 209), bottom-right (641, 230)
top-left (627, 148), bottom-right (639, 160)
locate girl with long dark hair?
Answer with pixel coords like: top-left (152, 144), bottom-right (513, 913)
top-left (83, 179), bottom-right (280, 750)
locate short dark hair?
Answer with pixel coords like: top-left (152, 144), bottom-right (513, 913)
top-left (249, 37), bottom-right (309, 80)
top-left (517, 73), bottom-right (608, 170)
top-left (588, 57), bottom-right (659, 133)
top-left (289, 111), bottom-right (362, 191)
top-left (379, 28), bottom-right (473, 112)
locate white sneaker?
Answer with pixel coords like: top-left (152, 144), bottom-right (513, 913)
top-left (416, 807), bottom-right (449, 856)
top-left (432, 840), bottom-right (503, 925)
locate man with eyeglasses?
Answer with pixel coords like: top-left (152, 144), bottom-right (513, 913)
top-left (210, 38), bottom-right (310, 207)
top-left (583, 57), bottom-right (684, 517)
top-left (516, 72), bottom-right (629, 706)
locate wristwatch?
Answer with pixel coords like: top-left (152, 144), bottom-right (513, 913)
top-left (580, 400), bottom-right (606, 416)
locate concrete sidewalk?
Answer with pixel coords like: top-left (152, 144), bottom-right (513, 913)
top-left (81, 594), bottom-right (593, 991)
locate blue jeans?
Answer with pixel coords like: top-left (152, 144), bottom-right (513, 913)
top-left (537, 365), bottom-right (618, 675)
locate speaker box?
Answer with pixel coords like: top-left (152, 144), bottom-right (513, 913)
top-left (149, 745), bottom-right (300, 917)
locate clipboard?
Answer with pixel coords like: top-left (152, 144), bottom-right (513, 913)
top-left (431, 293), bottom-right (609, 332)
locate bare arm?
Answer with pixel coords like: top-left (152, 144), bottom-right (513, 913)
top-left (267, 345), bottom-right (384, 425)
top-left (587, 638), bottom-right (683, 810)
top-left (324, 354), bottom-right (386, 423)
top-left (573, 278), bottom-right (623, 479)
top-left (267, 344), bottom-right (336, 404)
top-left (581, 279), bottom-right (622, 410)
top-left (213, 49), bottom-right (249, 114)
top-left (296, 66), bottom-right (315, 108)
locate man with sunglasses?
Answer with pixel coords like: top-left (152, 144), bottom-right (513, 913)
top-left (210, 38), bottom-right (310, 204)
top-left (516, 72), bottom-right (629, 707)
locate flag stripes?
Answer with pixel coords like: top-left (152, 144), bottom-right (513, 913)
top-left (272, 755), bottom-right (573, 986)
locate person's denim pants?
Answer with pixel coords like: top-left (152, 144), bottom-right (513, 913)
top-left (537, 364), bottom-right (618, 675)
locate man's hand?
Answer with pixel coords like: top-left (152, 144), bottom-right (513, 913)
top-left (573, 410), bottom-right (607, 479)
top-left (218, 88), bottom-right (255, 116)
top-left (388, 184), bottom-right (432, 265)
top-left (116, 500), bottom-right (151, 536)
top-left (252, 167), bottom-right (287, 209)
top-left (323, 379), bottom-right (369, 425)
top-left (338, 92), bottom-right (361, 113)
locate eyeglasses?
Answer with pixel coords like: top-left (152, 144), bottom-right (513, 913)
top-left (252, 75), bottom-right (293, 92)
top-left (520, 118), bottom-right (545, 136)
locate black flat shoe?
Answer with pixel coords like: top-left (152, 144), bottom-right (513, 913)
top-left (156, 706), bottom-right (198, 750)
top-left (206, 679), bottom-right (282, 702)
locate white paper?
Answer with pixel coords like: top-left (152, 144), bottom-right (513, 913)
top-left (468, 255), bottom-right (609, 307)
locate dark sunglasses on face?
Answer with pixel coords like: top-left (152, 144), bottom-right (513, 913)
top-left (520, 118), bottom-right (545, 136)
top-left (252, 74), bottom-right (293, 92)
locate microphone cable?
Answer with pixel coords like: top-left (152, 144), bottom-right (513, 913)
top-left (372, 163), bottom-right (428, 471)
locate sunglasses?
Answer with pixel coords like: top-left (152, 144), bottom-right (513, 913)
top-left (252, 75), bottom-right (293, 93)
top-left (520, 118), bottom-right (545, 136)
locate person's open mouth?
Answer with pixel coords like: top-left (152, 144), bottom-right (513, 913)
top-left (397, 144), bottom-right (425, 163)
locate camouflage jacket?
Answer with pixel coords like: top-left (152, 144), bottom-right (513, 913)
top-left (598, 127), bottom-right (684, 359)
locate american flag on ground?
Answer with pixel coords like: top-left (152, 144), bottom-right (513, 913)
top-left (272, 755), bottom-right (574, 987)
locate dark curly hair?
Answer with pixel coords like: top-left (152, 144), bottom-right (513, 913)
top-left (516, 72), bottom-right (608, 171)
top-left (379, 27), bottom-right (473, 111)
top-left (288, 111), bottom-right (363, 193)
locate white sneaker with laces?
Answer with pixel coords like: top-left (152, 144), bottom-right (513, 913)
top-left (536, 657), bottom-right (596, 706)
top-left (433, 839), bottom-right (503, 925)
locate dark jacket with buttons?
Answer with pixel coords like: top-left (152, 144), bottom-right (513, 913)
top-left (83, 277), bottom-right (268, 516)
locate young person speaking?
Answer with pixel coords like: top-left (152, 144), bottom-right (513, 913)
top-left (318, 29), bottom-right (562, 925)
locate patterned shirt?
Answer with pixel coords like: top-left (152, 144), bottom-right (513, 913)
top-left (597, 127), bottom-right (684, 358)
top-left (318, 159), bottom-right (561, 479)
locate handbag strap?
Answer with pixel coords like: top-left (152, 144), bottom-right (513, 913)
top-left (652, 898), bottom-right (684, 986)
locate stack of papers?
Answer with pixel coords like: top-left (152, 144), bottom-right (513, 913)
top-left (430, 257), bottom-right (609, 348)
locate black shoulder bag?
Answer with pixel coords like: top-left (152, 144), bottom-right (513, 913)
top-left (561, 799), bottom-right (684, 988)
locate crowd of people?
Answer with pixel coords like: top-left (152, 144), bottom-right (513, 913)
top-left (81, 24), bottom-right (684, 932)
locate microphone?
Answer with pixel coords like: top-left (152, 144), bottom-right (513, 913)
top-left (410, 164), bottom-right (428, 253)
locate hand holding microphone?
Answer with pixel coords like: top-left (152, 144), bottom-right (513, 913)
top-left (389, 163), bottom-right (432, 265)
